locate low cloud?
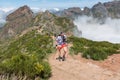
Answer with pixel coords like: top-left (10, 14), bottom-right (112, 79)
top-left (0, 7), bottom-right (14, 12)
top-left (74, 16), bottom-right (120, 43)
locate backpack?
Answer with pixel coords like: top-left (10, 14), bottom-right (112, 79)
top-left (61, 35), bottom-right (67, 43)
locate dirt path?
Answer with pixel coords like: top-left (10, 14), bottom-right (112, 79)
top-left (49, 54), bottom-right (120, 80)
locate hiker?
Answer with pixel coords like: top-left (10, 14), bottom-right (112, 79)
top-left (55, 34), bottom-right (63, 60)
top-left (52, 34), bottom-right (62, 60)
top-left (60, 32), bottom-right (68, 61)
top-left (53, 32), bottom-right (68, 61)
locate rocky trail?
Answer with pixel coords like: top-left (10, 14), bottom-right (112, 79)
top-left (49, 53), bottom-right (120, 80)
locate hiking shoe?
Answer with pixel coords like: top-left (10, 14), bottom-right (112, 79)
top-left (59, 56), bottom-right (63, 59)
top-left (62, 56), bottom-right (66, 61)
top-left (56, 56), bottom-right (62, 61)
top-left (56, 57), bottom-right (59, 60)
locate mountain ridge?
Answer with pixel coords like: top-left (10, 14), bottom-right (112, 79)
top-left (54, 1), bottom-right (120, 19)
top-left (0, 5), bottom-right (75, 41)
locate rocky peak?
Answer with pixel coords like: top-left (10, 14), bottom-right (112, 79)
top-left (0, 5), bottom-right (33, 40)
top-left (83, 7), bottom-right (91, 16)
top-left (104, 1), bottom-right (120, 18)
top-left (91, 1), bottom-right (120, 19)
top-left (64, 7), bottom-right (82, 18)
top-left (91, 2), bottom-right (108, 19)
top-left (54, 7), bottom-right (82, 19)
top-left (65, 7), bottom-right (82, 14)
top-left (6, 5), bottom-right (33, 21)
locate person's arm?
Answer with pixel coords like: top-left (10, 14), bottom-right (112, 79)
top-left (56, 37), bottom-right (59, 46)
top-left (64, 35), bottom-right (67, 42)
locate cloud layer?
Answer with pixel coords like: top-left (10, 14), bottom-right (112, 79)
top-left (74, 16), bottom-right (120, 43)
top-left (0, 7), bottom-right (14, 12)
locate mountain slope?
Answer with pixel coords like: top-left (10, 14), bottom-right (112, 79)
top-left (33, 10), bottom-right (74, 35)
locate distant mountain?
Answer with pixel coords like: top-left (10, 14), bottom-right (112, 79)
top-left (54, 7), bottom-right (92, 20)
top-left (91, 1), bottom-right (120, 19)
top-left (54, 7), bottom-right (83, 19)
top-left (54, 1), bottom-right (120, 20)
top-left (104, 1), bottom-right (120, 18)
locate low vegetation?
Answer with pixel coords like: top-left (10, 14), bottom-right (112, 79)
top-left (0, 29), bottom-right (120, 79)
top-left (0, 30), bottom-right (53, 79)
top-left (69, 36), bottom-right (120, 60)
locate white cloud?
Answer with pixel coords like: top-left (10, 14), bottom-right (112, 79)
top-left (0, 7), bottom-right (14, 12)
top-left (31, 7), bottom-right (48, 12)
top-left (31, 7), bottom-right (40, 11)
top-left (0, 7), bottom-right (15, 23)
top-left (74, 16), bottom-right (120, 43)
top-left (53, 8), bottom-right (60, 11)
top-left (0, 19), bottom-right (6, 23)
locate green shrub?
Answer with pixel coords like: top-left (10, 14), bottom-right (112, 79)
top-left (0, 30), bottom-right (53, 79)
top-left (0, 54), bottom-right (51, 79)
top-left (40, 62), bottom-right (51, 79)
top-left (82, 47), bottom-right (108, 60)
top-left (68, 36), bottom-right (120, 60)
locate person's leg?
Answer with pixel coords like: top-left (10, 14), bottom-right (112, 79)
top-left (54, 45), bottom-right (62, 60)
top-left (62, 46), bottom-right (68, 61)
top-left (59, 48), bottom-right (64, 58)
top-left (65, 46), bottom-right (69, 58)
top-left (54, 49), bottom-right (60, 59)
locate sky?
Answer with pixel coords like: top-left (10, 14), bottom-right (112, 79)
top-left (0, 0), bottom-right (112, 11)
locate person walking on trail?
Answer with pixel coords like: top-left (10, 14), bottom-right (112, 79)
top-left (60, 32), bottom-right (68, 61)
top-left (53, 32), bottom-right (68, 61)
top-left (55, 34), bottom-right (63, 61)
top-left (52, 34), bottom-right (62, 60)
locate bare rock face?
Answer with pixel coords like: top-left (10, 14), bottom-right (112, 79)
top-left (91, 2), bottom-right (108, 19)
top-left (62, 7), bottom-right (92, 18)
top-left (104, 1), bottom-right (120, 18)
top-left (64, 7), bottom-right (82, 15)
top-left (91, 1), bottom-right (120, 19)
top-left (83, 7), bottom-right (91, 16)
top-left (6, 5), bottom-right (33, 21)
top-left (57, 7), bottom-right (82, 19)
top-left (0, 5), bottom-right (33, 39)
